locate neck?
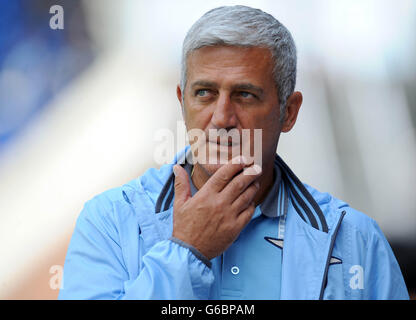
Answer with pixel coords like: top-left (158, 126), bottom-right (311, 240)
top-left (252, 160), bottom-right (275, 205)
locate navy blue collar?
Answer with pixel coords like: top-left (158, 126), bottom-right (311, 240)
top-left (155, 153), bottom-right (328, 233)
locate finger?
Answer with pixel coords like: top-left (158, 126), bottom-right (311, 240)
top-left (173, 165), bottom-right (191, 208)
top-left (236, 201), bottom-right (256, 230)
top-left (242, 163), bottom-right (262, 176)
top-left (231, 181), bottom-right (260, 213)
top-left (221, 163), bottom-right (262, 202)
top-left (204, 155), bottom-right (249, 192)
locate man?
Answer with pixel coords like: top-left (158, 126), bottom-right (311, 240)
top-left (59, 5), bottom-right (409, 299)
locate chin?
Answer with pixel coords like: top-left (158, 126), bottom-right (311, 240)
top-left (197, 149), bottom-right (243, 176)
top-left (191, 141), bottom-right (248, 175)
top-left (198, 163), bottom-right (224, 177)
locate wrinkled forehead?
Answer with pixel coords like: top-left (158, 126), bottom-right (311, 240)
top-left (185, 45), bottom-right (275, 86)
top-left (186, 44), bottom-right (274, 66)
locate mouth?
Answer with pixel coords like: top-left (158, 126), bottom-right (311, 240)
top-left (208, 137), bottom-right (240, 147)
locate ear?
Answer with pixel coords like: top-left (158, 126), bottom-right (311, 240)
top-left (281, 91), bottom-right (302, 133)
top-left (177, 84), bottom-right (186, 116)
top-left (176, 84), bottom-right (183, 106)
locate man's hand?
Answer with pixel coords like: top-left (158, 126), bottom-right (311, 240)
top-left (171, 156), bottom-right (261, 260)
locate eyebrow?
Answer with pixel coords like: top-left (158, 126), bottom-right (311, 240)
top-left (191, 80), bottom-right (218, 89)
top-left (231, 83), bottom-right (264, 98)
top-left (190, 81), bottom-right (264, 97)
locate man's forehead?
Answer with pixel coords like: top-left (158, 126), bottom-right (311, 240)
top-left (187, 45), bottom-right (272, 62)
top-left (185, 46), bottom-right (273, 88)
top-left (186, 46), bottom-right (273, 76)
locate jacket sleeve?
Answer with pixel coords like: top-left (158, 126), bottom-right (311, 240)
top-left (58, 200), bottom-right (214, 300)
top-left (361, 219), bottom-right (409, 300)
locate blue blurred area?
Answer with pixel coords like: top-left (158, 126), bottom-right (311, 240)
top-left (0, 0), bottom-right (94, 152)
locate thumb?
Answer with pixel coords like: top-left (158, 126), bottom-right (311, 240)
top-left (173, 164), bottom-right (191, 207)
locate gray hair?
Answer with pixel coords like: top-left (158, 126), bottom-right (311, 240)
top-left (180, 5), bottom-right (297, 121)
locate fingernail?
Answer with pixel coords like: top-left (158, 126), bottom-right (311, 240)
top-left (231, 155), bottom-right (245, 164)
top-left (253, 164), bottom-right (262, 174)
top-left (173, 165), bottom-right (178, 176)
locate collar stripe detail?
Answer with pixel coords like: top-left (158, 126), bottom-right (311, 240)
top-left (286, 176), bottom-right (320, 230)
top-left (288, 173), bottom-right (329, 233)
top-left (163, 180), bottom-right (175, 212)
top-left (276, 178), bottom-right (288, 217)
top-left (283, 180), bottom-right (289, 218)
top-left (277, 179), bottom-right (283, 216)
top-left (155, 172), bottom-right (175, 213)
top-left (275, 155), bottom-right (329, 233)
top-left (289, 189), bottom-right (307, 223)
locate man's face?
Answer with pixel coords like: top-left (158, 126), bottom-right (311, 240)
top-left (178, 45), bottom-right (283, 176)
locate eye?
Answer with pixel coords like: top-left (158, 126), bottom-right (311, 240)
top-left (196, 89), bottom-right (209, 97)
top-left (239, 91), bottom-right (256, 99)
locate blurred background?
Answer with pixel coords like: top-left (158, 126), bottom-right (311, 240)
top-left (0, 0), bottom-right (415, 299)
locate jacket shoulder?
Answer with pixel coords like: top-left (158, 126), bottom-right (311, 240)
top-left (80, 164), bottom-right (174, 221)
top-left (304, 183), bottom-right (382, 240)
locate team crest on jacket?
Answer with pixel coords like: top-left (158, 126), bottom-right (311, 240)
top-left (264, 236), bottom-right (342, 265)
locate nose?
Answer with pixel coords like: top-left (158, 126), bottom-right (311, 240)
top-left (211, 92), bottom-right (238, 129)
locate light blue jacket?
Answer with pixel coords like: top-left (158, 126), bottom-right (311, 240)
top-left (59, 147), bottom-right (409, 300)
